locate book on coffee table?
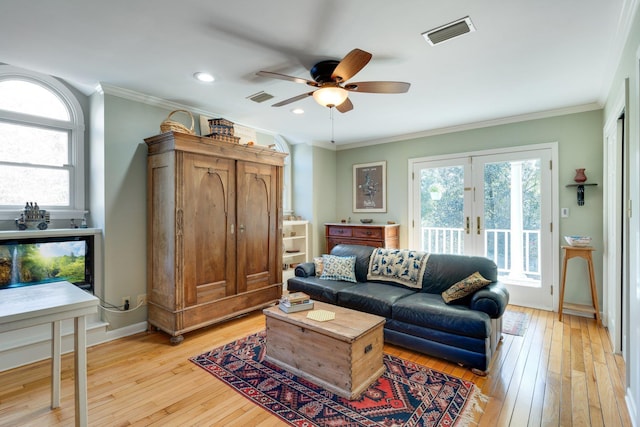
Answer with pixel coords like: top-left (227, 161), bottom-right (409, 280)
top-left (278, 300), bottom-right (314, 313)
top-left (281, 292), bottom-right (310, 305)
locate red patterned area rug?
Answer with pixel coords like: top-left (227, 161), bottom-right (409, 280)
top-left (190, 331), bottom-right (486, 426)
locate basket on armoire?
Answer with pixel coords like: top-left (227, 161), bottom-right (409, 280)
top-left (160, 109), bottom-right (195, 135)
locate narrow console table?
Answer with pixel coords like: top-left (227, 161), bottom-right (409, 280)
top-left (558, 246), bottom-right (601, 325)
top-left (0, 282), bottom-right (99, 427)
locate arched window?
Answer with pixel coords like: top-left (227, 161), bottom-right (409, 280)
top-left (0, 65), bottom-right (85, 219)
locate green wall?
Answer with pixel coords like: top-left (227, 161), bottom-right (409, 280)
top-left (291, 143), bottom-right (337, 257)
top-left (90, 93), bottom-right (168, 330)
top-left (334, 110), bottom-right (604, 307)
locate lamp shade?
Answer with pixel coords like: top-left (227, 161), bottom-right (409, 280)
top-left (312, 86), bottom-right (348, 107)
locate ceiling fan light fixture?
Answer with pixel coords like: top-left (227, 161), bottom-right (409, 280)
top-left (313, 86), bottom-right (348, 108)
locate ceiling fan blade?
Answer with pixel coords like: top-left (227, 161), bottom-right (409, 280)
top-left (272, 91), bottom-right (315, 107)
top-left (344, 81), bottom-right (410, 93)
top-left (331, 48), bottom-right (372, 82)
top-left (256, 71), bottom-right (319, 87)
top-left (336, 97), bottom-right (353, 113)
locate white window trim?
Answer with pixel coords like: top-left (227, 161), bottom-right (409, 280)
top-left (273, 134), bottom-right (293, 215)
top-left (0, 65), bottom-right (86, 220)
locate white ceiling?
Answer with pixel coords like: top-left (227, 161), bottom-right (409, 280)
top-left (0, 0), bottom-right (628, 146)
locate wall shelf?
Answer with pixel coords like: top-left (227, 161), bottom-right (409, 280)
top-left (565, 183), bottom-right (597, 206)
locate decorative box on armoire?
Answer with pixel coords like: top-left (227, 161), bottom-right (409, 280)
top-left (145, 131), bottom-right (286, 343)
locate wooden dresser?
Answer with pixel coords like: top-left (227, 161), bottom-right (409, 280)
top-left (325, 223), bottom-right (399, 252)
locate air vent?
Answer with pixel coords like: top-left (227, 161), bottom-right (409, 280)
top-left (247, 91), bottom-right (274, 103)
top-left (422, 16), bottom-right (476, 46)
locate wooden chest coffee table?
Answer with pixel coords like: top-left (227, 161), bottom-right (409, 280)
top-left (263, 301), bottom-right (385, 399)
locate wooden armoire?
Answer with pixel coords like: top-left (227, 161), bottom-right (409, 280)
top-left (144, 131), bottom-right (286, 343)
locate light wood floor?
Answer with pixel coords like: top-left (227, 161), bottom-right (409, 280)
top-left (0, 306), bottom-right (632, 426)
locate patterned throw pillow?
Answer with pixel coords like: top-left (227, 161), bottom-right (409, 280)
top-left (441, 271), bottom-right (491, 304)
top-left (314, 256), bottom-right (324, 277)
top-left (319, 255), bottom-right (357, 283)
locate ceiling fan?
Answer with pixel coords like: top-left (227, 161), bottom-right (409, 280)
top-left (256, 48), bottom-right (410, 113)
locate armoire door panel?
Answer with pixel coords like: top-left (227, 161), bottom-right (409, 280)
top-left (237, 161), bottom-right (277, 292)
top-left (182, 153), bottom-right (236, 306)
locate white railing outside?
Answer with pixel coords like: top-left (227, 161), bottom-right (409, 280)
top-left (421, 227), bottom-right (540, 279)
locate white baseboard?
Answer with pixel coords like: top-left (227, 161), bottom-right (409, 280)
top-left (0, 320), bottom-right (148, 371)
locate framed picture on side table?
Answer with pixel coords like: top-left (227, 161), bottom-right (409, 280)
top-left (353, 161), bottom-right (386, 212)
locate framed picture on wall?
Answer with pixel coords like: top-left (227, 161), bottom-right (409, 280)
top-left (353, 161), bottom-right (386, 212)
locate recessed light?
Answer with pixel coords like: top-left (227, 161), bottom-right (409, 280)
top-left (193, 72), bottom-right (215, 83)
top-left (291, 108), bottom-right (304, 115)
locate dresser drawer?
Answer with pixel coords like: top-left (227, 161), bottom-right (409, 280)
top-left (327, 237), bottom-right (381, 251)
top-left (327, 226), bottom-right (353, 237)
top-left (353, 228), bottom-right (382, 239)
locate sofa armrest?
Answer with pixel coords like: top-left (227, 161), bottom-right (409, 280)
top-left (469, 282), bottom-right (509, 318)
top-left (294, 262), bottom-right (316, 278)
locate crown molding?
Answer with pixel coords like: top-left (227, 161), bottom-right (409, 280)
top-left (336, 103), bottom-right (602, 151)
top-left (94, 83), bottom-right (601, 153)
top-left (95, 83), bottom-right (279, 139)
top-left (96, 83), bottom-right (218, 118)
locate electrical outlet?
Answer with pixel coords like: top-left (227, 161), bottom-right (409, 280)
top-left (122, 296), bottom-right (130, 310)
top-left (137, 294), bottom-right (147, 307)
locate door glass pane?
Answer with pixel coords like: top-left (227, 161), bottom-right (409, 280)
top-left (420, 166), bottom-right (464, 254)
top-left (483, 159), bottom-right (541, 286)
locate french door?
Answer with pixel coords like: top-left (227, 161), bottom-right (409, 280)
top-left (410, 147), bottom-right (554, 309)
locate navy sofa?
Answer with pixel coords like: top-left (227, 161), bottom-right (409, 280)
top-left (287, 244), bottom-right (509, 374)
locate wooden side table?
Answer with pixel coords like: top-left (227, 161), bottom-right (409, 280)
top-left (558, 246), bottom-right (601, 325)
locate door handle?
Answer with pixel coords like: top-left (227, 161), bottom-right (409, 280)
top-left (477, 217), bottom-right (481, 235)
top-left (239, 224), bottom-right (245, 233)
top-left (465, 217), bottom-right (470, 234)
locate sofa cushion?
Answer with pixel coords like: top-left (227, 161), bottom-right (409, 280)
top-left (287, 276), bottom-right (357, 304)
top-left (330, 244), bottom-right (375, 282)
top-left (367, 248), bottom-right (430, 289)
top-left (391, 293), bottom-right (491, 339)
top-left (421, 254), bottom-right (498, 294)
top-left (313, 257), bottom-right (324, 276)
top-left (337, 282), bottom-right (416, 318)
top-left (441, 271), bottom-right (491, 304)
top-left (319, 254), bottom-right (357, 283)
